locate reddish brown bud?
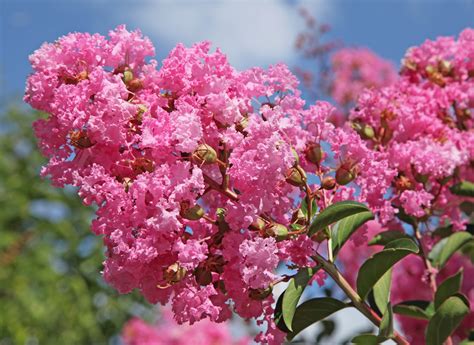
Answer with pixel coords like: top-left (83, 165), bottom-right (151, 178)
top-left (163, 263), bottom-right (187, 284)
top-left (132, 157), bottom-right (154, 174)
top-left (122, 177), bottom-right (133, 192)
top-left (192, 144), bottom-right (217, 165)
top-left (438, 60), bottom-right (452, 76)
top-left (128, 78), bottom-right (143, 92)
top-left (311, 228), bottom-right (330, 243)
top-left (394, 174), bottom-right (413, 191)
top-left (291, 209), bottom-right (306, 225)
top-left (249, 287), bottom-right (272, 300)
top-left (180, 202), bottom-right (205, 221)
top-left (305, 143), bottom-right (324, 165)
top-left (321, 176), bottom-right (336, 190)
top-left (69, 129), bottom-right (94, 149)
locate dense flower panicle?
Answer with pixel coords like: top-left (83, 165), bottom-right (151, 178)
top-left (122, 309), bottom-right (249, 345)
top-left (349, 29), bottom-right (474, 230)
top-left (26, 24), bottom-right (474, 344)
top-left (329, 48), bottom-right (397, 107)
top-left (25, 25), bottom-right (349, 344)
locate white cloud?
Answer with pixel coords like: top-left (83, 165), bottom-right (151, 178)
top-left (128, 0), bottom-right (333, 69)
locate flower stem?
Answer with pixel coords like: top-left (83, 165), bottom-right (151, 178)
top-left (312, 253), bottom-right (409, 345)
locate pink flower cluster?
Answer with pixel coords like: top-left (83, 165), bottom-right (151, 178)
top-left (350, 28), bottom-right (474, 229)
top-left (26, 25), bottom-right (396, 344)
top-left (328, 48), bottom-right (397, 107)
top-left (25, 24), bottom-right (474, 344)
top-left (122, 308), bottom-right (249, 345)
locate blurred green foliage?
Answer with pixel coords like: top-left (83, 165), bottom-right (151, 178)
top-left (0, 106), bottom-right (153, 345)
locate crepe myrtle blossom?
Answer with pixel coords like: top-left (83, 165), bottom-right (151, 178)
top-left (26, 25), bottom-right (390, 344)
top-left (26, 25), bottom-right (474, 344)
top-left (122, 308), bottom-right (249, 345)
top-left (328, 48), bottom-right (398, 107)
top-left (349, 28), bottom-right (474, 231)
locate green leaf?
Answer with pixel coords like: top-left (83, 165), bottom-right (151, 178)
top-left (368, 230), bottom-right (410, 246)
top-left (331, 210), bottom-right (374, 256)
top-left (434, 269), bottom-right (463, 310)
top-left (373, 269), bottom-right (392, 315)
top-left (352, 334), bottom-right (388, 344)
top-left (357, 238), bottom-right (419, 299)
top-left (308, 201), bottom-right (370, 236)
top-left (379, 303), bottom-right (394, 338)
top-left (393, 300), bottom-right (433, 320)
top-left (273, 291), bottom-right (290, 333)
top-left (286, 297), bottom-right (347, 341)
top-left (450, 181), bottom-right (474, 197)
top-left (426, 295), bottom-right (470, 345)
top-left (428, 232), bottom-right (473, 268)
top-left (282, 266), bottom-right (318, 331)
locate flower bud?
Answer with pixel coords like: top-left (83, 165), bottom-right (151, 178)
top-left (438, 60), bottom-right (452, 76)
top-left (394, 174), bottom-right (412, 191)
top-left (265, 223), bottom-right (289, 241)
top-left (163, 263), bottom-right (187, 284)
top-left (236, 116), bottom-right (249, 133)
top-left (336, 165), bottom-right (356, 185)
top-left (403, 59), bottom-right (417, 72)
top-left (286, 166), bottom-right (307, 187)
top-left (361, 125), bottom-right (375, 140)
top-left (291, 209), bottom-right (306, 225)
top-left (311, 228), bottom-right (330, 243)
top-left (128, 78), bottom-right (144, 92)
top-left (69, 129), bottom-right (94, 149)
top-left (305, 143), bottom-right (324, 165)
top-left (132, 157), bottom-right (154, 174)
top-left (249, 217), bottom-right (266, 232)
top-left (249, 287), bottom-right (272, 300)
top-left (180, 203), bottom-right (205, 220)
top-left (192, 144), bottom-right (217, 165)
top-left (122, 69), bottom-right (134, 84)
top-left (321, 176), bottom-right (336, 190)
top-left (122, 177), bottom-right (133, 192)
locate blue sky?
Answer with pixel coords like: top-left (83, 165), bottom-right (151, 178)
top-left (1, 0), bottom-right (473, 103)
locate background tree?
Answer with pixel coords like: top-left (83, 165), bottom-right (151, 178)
top-left (0, 106), bottom-right (153, 345)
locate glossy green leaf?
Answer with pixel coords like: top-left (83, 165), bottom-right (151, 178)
top-left (393, 300), bottom-right (433, 320)
top-left (434, 269), bottom-right (463, 310)
top-left (368, 230), bottom-right (411, 246)
top-left (287, 297), bottom-right (347, 341)
top-left (331, 210), bottom-right (374, 256)
top-left (357, 238), bottom-right (419, 299)
top-left (308, 201), bottom-right (371, 236)
top-left (426, 295), bottom-right (470, 345)
top-left (373, 269), bottom-right (392, 314)
top-left (428, 232), bottom-right (473, 268)
top-left (379, 303), bottom-right (394, 338)
top-left (282, 266), bottom-right (318, 331)
top-left (352, 334), bottom-right (388, 344)
top-left (273, 291), bottom-right (290, 333)
top-left (450, 181), bottom-right (474, 197)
